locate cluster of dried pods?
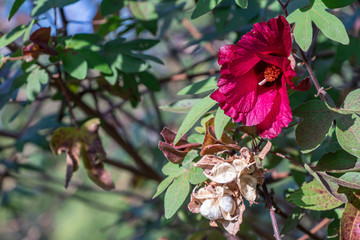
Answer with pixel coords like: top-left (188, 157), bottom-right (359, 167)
top-left (159, 117), bottom-right (267, 235)
top-left (188, 148), bottom-right (264, 235)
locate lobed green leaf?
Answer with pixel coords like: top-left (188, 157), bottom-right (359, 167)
top-left (294, 100), bottom-right (335, 153)
top-left (287, 180), bottom-right (343, 211)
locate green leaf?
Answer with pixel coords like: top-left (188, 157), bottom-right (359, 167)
top-left (137, 71), bottom-right (160, 91)
top-left (62, 50), bottom-right (88, 79)
top-left (153, 176), bottom-right (174, 199)
top-left (234, 0), bottom-right (248, 8)
top-left (339, 173), bottom-right (360, 188)
top-left (191, 0), bottom-right (223, 19)
top-left (77, 49), bottom-right (112, 75)
top-left (294, 100), bottom-right (335, 153)
top-left (174, 96), bottom-right (217, 144)
top-left (0, 74), bottom-right (27, 109)
top-left (32, 0), bottom-right (79, 16)
top-left (314, 150), bottom-right (360, 173)
top-left (327, 219), bottom-right (340, 240)
top-left (121, 39), bottom-right (160, 51)
top-left (320, 172), bottom-right (360, 190)
top-left (129, 1), bottom-right (158, 21)
top-left (26, 67), bottom-right (48, 101)
top-left (304, 163), bottom-right (347, 203)
top-left (336, 89), bottom-right (360, 114)
top-left (287, 0), bottom-right (310, 14)
top-left (162, 162), bottom-right (182, 176)
top-left (177, 76), bottom-right (218, 95)
top-left (0, 24), bottom-right (28, 49)
top-left (280, 207), bottom-right (305, 234)
top-left (287, 0), bottom-right (349, 51)
top-left (188, 133), bottom-right (205, 144)
top-left (164, 172), bottom-right (190, 219)
top-left (334, 90), bottom-right (360, 158)
top-left (9, 0), bottom-right (25, 21)
top-left (23, 19), bottom-right (35, 41)
top-left (189, 165), bottom-right (206, 185)
top-left (286, 180), bottom-right (343, 210)
top-left (321, 0), bottom-right (355, 9)
top-left (159, 99), bottom-right (202, 113)
top-left (112, 54), bottom-right (148, 73)
top-left (214, 107), bottom-right (230, 140)
top-left (100, 0), bottom-right (123, 16)
top-left (340, 190), bottom-right (360, 240)
top-left (65, 34), bottom-right (102, 50)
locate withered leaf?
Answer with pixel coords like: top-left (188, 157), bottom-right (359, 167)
top-left (22, 27), bottom-right (58, 59)
top-left (200, 118), bottom-right (240, 156)
top-left (50, 118), bottom-right (114, 190)
top-left (158, 127), bottom-right (201, 164)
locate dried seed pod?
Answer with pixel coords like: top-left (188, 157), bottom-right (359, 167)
top-left (239, 175), bottom-right (258, 203)
top-left (200, 199), bottom-right (223, 220)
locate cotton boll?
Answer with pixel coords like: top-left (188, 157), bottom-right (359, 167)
top-left (200, 199), bottom-right (222, 220)
top-left (219, 195), bottom-right (234, 213)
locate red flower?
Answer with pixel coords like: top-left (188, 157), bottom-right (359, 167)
top-left (211, 16), bottom-right (296, 139)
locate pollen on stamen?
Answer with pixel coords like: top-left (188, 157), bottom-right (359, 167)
top-left (259, 65), bottom-right (281, 86)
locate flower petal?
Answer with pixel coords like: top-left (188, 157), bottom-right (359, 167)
top-left (256, 79), bottom-right (292, 139)
top-left (217, 70), bottom-right (258, 113)
top-left (241, 84), bottom-right (279, 125)
top-left (218, 44), bottom-right (239, 65)
top-left (239, 16), bottom-right (292, 58)
top-left (211, 90), bottom-right (245, 122)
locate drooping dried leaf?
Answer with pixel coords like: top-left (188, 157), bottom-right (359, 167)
top-left (50, 118), bottom-right (114, 190)
top-left (22, 27), bottom-right (58, 58)
top-left (158, 127), bottom-right (201, 164)
top-left (200, 118), bottom-right (240, 156)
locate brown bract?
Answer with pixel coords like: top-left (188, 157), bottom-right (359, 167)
top-left (200, 118), bottom-right (240, 156)
top-left (190, 147), bottom-right (264, 235)
top-left (158, 127), bottom-right (201, 164)
top-left (22, 27), bottom-right (58, 59)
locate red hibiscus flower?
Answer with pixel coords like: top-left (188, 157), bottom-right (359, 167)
top-left (211, 16), bottom-right (297, 139)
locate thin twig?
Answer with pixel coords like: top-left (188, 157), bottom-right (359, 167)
top-left (149, 92), bottom-right (164, 132)
top-left (269, 151), bottom-right (305, 169)
top-left (55, 65), bottom-right (79, 128)
top-left (262, 182), bottom-right (282, 240)
top-left (58, 83), bottom-right (162, 182)
top-left (182, 18), bottom-right (218, 56)
top-left (59, 8), bottom-right (68, 35)
top-left (104, 158), bottom-right (158, 180)
top-left (277, 0), bottom-right (336, 107)
top-left (0, 130), bottom-right (19, 138)
top-left (271, 200), bottom-right (323, 240)
top-left (298, 218), bottom-right (331, 240)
